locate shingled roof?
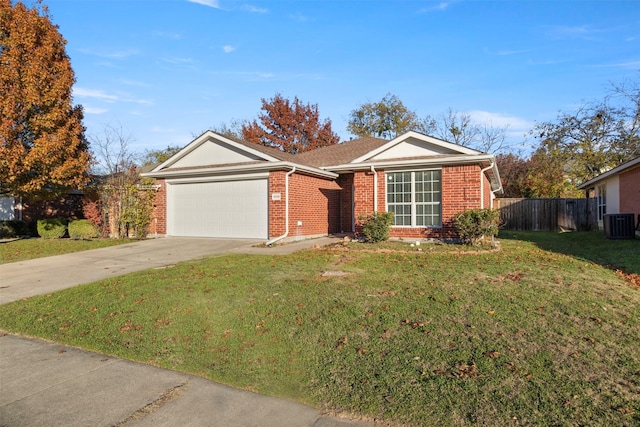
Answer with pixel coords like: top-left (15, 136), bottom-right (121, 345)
top-left (293, 137), bottom-right (388, 168)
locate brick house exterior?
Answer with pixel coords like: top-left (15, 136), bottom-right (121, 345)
top-left (578, 156), bottom-right (640, 230)
top-left (143, 131), bottom-right (503, 242)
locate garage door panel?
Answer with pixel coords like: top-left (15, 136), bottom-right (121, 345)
top-left (168, 179), bottom-right (268, 238)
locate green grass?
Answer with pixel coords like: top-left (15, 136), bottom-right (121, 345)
top-left (0, 238), bottom-right (131, 264)
top-left (0, 232), bottom-right (639, 426)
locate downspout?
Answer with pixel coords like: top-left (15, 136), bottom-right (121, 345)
top-left (480, 162), bottom-right (494, 209)
top-left (370, 165), bottom-right (378, 212)
top-left (267, 167), bottom-right (296, 246)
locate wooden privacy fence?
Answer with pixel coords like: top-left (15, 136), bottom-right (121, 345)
top-left (494, 198), bottom-right (598, 232)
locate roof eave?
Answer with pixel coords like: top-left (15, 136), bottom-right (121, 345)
top-left (577, 156), bottom-right (640, 190)
top-left (142, 161), bottom-right (338, 180)
top-left (325, 154), bottom-right (502, 193)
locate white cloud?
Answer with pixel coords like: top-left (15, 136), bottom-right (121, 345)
top-left (242, 4), bottom-right (268, 13)
top-left (543, 25), bottom-right (603, 41)
top-left (161, 57), bottom-right (194, 65)
top-left (83, 106), bottom-right (108, 114)
top-left (153, 31), bottom-right (182, 40)
top-left (77, 48), bottom-right (139, 59)
top-left (223, 45), bottom-right (235, 53)
top-left (593, 61), bottom-right (640, 69)
top-left (73, 87), bottom-right (119, 102)
top-left (419, 2), bottom-right (451, 13)
top-left (151, 126), bottom-right (178, 133)
top-left (467, 110), bottom-right (532, 131)
top-left (73, 87), bottom-right (153, 106)
top-left (116, 78), bottom-right (151, 88)
top-left (493, 49), bottom-right (533, 56)
top-left (187, 0), bottom-right (222, 9)
top-left (288, 12), bottom-right (308, 22)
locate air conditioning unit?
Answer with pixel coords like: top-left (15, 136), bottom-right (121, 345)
top-left (603, 214), bottom-right (636, 239)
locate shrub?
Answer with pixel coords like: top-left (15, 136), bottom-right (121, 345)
top-left (68, 219), bottom-right (99, 240)
top-left (453, 208), bottom-right (501, 245)
top-left (359, 212), bottom-right (394, 243)
top-left (37, 219), bottom-right (68, 239)
top-left (0, 220), bottom-right (29, 238)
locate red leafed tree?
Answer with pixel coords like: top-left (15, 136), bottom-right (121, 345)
top-left (0, 0), bottom-right (90, 198)
top-left (242, 94), bottom-right (340, 154)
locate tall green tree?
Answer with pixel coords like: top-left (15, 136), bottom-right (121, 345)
top-left (242, 94), bottom-right (339, 154)
top-left (347, 93), bottom-right (424, 139)
top-left (141, 145), bottom-right (182, 166)
top-left (531, 78), bottom-right (640, 187)
top-left (0, 0), bottom-right (90, 198)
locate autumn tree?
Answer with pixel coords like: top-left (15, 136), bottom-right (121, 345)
top-left (531, 78), bottom-right (640, 187)
top-left (0, 0), bottom-right (90, 198)
top-left (347, 93), bottom-right (425, 139)
top-left (242, 94), bottom-right (339, 154)
top-left (495, 153), bottom-right (531, 198)
top-left (91, 125), bottom-right (153, 238)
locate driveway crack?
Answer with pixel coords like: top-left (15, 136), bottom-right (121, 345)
top-left (113, 380), bottom-right (189, 426)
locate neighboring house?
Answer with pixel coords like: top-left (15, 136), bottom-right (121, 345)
top-left (0, 195), bottom-right (19, 221)
top-left (0, 193), bottom-right (84, 224)
top-left (577, 156), bottom-right (640, 230)
top-left (142, 130), bottom-right (502, 242)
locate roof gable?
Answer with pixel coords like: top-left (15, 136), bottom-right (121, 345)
top-left (352, 131), bottom-right (481, 163)
top-left (151, 131), bottom-right (286, 172)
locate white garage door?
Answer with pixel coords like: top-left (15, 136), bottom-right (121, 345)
top-left (168, 179), bottom-right (268, 238)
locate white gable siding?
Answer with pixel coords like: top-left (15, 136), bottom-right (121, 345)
top-left (170, 140), bottom-right (264, 168)
top-left (605, 175), bottom-right (620, 214)
top-left (369, 137), bottom-right (460, 160)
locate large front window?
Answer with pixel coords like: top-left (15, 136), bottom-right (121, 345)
top-left (386, 170), bottom-right (441, 227)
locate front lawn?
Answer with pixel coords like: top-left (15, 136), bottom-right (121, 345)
top-left (0, 233), bottom-right (638, 426)
top-left (0, 238), bottom-right (131, 264)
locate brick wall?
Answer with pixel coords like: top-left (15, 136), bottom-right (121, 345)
top-left (619, 164), bottom-right (640, 218)
top-left (338, 174), bottom-right (354, 233)
top-left (269, 170), bottom-right (342, 239)
top-left (150, 179), bottom-right (167, 236)
top-left (483, 173), bottom-right (493, 209)
top-left (349, 164), bottom-right (486, 239)
top-left (22, 193), bottom-right (85, 224)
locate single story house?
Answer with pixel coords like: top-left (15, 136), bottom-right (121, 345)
top-left (142, 130), bottom-right (502, 243)
top-left (577, 156), bottom-right (640, 230)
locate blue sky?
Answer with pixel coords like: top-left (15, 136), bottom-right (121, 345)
top-left (44, 0), bottom-right (640, 155)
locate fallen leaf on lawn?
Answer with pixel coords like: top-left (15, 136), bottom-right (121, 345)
top-left (487, 310), bottom-right (495, 315)
top-left (484, 351), bottom-right (501, 359)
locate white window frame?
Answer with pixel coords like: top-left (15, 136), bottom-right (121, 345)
top-left (597, 184), bottom-right (606, 221)
top-left (386, 169), bottom-right (442, 228)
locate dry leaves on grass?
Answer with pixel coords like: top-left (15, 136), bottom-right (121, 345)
top-left (616, 270), bottom-right (640, 290)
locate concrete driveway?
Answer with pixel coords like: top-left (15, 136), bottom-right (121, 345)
top-left (0, 236), bottom-right (371, 427)
top-left (0, 237), bottom-right (260, 304)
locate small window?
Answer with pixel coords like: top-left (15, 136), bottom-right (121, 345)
top-left (387, 170), bottom-right (441, 227)
top-left (597, 184), bottom-right (606, 221)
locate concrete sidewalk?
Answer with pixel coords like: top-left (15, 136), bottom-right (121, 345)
top-left (0, 236), bottom-right (377, 427)
top-left (0, 333), bottom-right (371, 427)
